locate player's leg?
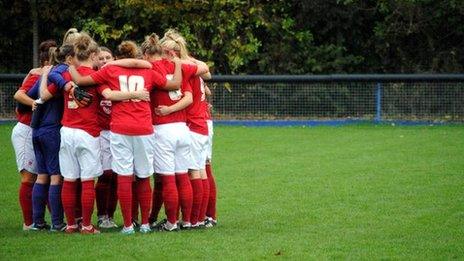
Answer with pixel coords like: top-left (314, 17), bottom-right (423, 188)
top-left (197, 138), bottom-right (210, 226)
top-left (199, 168), bottom-right (210, 226)
top-left (99, 130), bottom-right (117, 228)
top-left (189, 169), bottom-right (203, 227)
top-left (19, 170), bottom-right (36, 230)
top-left (110, 132), bottom-right (135, 234)
top-left (175, 125), bottom-right (193, 229)
top-left (205, 120), bottom-right (217, 225)
top-left (133, 133), bottom-right (156, 233)
top-left (149, 174), bottom-right (163, 226)
top-left (31, 174), bottom-right (50, 230)
top-left (95, 171), bottom-right (111, 225)
top-left (96, 130), bottom-right (110, 225)
top-left (106, 173), bottom-right (118, 226)
top-left (77, 128), bottom-right (103, 234)
top-left (31, 135), bottom-right (50, 230)
top-left (59, 127), bottom-right (80, 233)
top-left (45, 129), bottom-right (65, 232)
top-left (205, 161), bottom-right (217, 225)
top-left (131, 178), bottom-right (139, 227)
top-left (11, 122), bottom-right (37, 230)
top-left (152, 125), bottom-right (178, 231)
top-left (190, 132), bottom-right (209, 228)
top-left (75, 179), bottom-right (82, 225)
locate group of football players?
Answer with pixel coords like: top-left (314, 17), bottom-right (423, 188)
top-left (12, 28), bottom-right (217, 235)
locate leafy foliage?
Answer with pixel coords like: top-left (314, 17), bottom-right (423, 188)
top-left (1, 0), bottom-right (463, 74)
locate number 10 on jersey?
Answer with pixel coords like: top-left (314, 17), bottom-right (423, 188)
top-left (119, 75), bottom-right (145, 102)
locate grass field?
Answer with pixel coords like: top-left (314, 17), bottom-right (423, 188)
top-left (0, 123), bottom-right (463, 260)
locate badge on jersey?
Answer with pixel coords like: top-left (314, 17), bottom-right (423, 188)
top-left (166, 74), bottom-right (182, 101)
top-left (100, 100), bottom-right (112, 115)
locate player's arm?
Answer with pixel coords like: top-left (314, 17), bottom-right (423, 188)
top-left (14, 74), bottom-right (39, 106)
top-left (39, 66), bottom-right (55, 102)
top-left (200, 71), bottom-right (212, 80)
top-left (186, 56), bottom-right (211, 79)
top-left (14, 90), bottom-right (34, 106)
top-left (155, 91), bottom-right (192, 116)
top-left (100, 88), bottom-right (150, 102)
top-left (48, 64), bottom-right (74, 91)
top-left (22, 68), bottom-right (41, 85)
top-left (105, 59), bottom-right (152, 69)
top-left (68, 65), bottom-right (96, 86)
top-left (205, 84), bottom-right (212, 97)
top-left (187, 57), bottom-right (210, 77)
top-left (163, 56), bottom-right (182, 90)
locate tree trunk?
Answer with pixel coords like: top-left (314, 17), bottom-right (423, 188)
top-left (31, 0), bottom-right (39, 68)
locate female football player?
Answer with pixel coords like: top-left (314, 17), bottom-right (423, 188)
top-left (12, 39), bottom-right (56, 230)
top-left (204, 84), bottom-right (217, 227)
top-left (160, 29), bottom-right (212, 228)
top-left (111, 33), bottom-right (209, 230)
top-left (56, 33), bottom-right (103, 234)
top-left (69, 40), bottom-right (182, 234)
top-left (28, 44), bottom-right (76, 231)
top-left (143, 33), bottom-right (209, 231)
top-left (94, 46), bottom-right (119, 229)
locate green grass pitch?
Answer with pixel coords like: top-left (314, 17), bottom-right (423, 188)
top-left (0, 123), bottom-right (463, 259)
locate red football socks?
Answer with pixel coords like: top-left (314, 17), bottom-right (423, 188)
top-left (117, 175), bottom-right (133, 228)
top-left (199, 178), bottom-right (210, 222)
top-left (149, 175), bottom-right (163, 223)
top-left (19, 182), bottom-right (34, 226)
top-left (175, 173), bottom-right (193, 223)
top-left (107, 173), bottom-right (118, 218)
top-left (162, 175), bottom-right (178, 225)
top-left (95, 170), bottom-right (111, 217)
top-left (206, 164), bottom-right (217, 219)
top-left (136, 177), bottom-right (152, 225)
top-left (190, 178), bottom-right (203, 225)
top-left (81, 180), bottom-right (95, 227)
top-left (131, 181), bottom-right (139, 223)
top-left (61, 180), bottom-right (77, 226)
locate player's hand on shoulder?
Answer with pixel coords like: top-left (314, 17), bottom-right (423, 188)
top-left (29, 67), bottom-right (42, 75)
top-left (42, 65), bottom-right (53, 75)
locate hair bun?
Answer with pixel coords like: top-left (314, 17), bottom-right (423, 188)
top-left (39, 40), bottom-right (57, 52)
top-left (148, 33), bottom-right (159, 45)
top-left (75, 34), bottom-right (91, 51)
top-left (118, 41), bottom-right (138, 58)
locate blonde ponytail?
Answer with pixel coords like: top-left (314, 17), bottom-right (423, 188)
top-left (141, 33), bottom-right (162, 56)
top-left (160, 29), bottom-right (189, 59)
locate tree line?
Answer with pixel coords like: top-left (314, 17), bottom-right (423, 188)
top-left (1, 0), bottom-right (463, 74)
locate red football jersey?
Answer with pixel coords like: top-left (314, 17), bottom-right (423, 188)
top-left (61, 66), bottom-right (101, 137)
top-left (150, 59), bottom-right (197, 125)
top-left (97, 84), bottom-right (112, 131)
top-left (204, 100), bottom-right (212, 120)
top-left (90, 65), bottom-right (167, 135)
top-left (16, 74), bottom-right (40, 125)
top-left (187, 76), bottom-right (209, 135)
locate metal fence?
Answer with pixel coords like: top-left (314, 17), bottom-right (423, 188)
top-left (208, 75), bottom-right (464, 123)
top-left (2, 74), bottom-right (464, 123)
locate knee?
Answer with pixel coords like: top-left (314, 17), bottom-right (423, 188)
top-left (36, 174), bottom-right (49, 184)
top-left (50, 175), bottom-right (62, 185)
top-left (20, 170), bottom-right (37, 183)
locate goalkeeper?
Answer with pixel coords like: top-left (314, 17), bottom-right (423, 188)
top-left (43, 33), bottom-right (149, 234)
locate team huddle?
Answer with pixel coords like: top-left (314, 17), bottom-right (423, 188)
top-left (12, 28), bottom-right (217, 234)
